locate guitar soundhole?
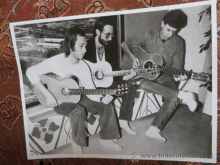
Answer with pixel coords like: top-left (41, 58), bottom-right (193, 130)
top-left (144, 61), bottom-right (153, 69)
top-left (94, 70), bottom-right (104, 80)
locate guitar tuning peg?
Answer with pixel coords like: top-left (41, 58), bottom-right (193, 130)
top-left (117, 85), bottom-right (122, 92)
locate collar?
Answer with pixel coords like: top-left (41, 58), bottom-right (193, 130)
top-left (95, 36), bottom-right (104, 50)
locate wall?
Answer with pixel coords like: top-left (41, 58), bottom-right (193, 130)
top-left (124, 10), bottom-right (168, 40)
top-left (178, 5), bottom-right (211, 104)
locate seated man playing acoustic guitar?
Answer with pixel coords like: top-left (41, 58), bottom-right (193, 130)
top-left (26, 27), bottom-right (133, 153)
top-left (121, 9), bottom-right (198, 143)
top-left (84, 16), bottom-right (137, 135)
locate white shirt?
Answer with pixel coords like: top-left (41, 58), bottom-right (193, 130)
top-left (26, 53), bottom-right (102, 102)
top-left (95, 36), bottom-right (106, 63)
top-left (96, 49), bottom-right (106, 63)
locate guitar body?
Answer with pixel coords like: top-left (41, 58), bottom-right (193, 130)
top-left (34, 73), bottom-right (81, 107)
top-left (88, 61), bottom-right (113, 88)
top-left (121, 46), bottom-right (163, 80)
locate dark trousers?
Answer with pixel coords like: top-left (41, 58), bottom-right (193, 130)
top-left (119, 84), bottom-right (140, 121)
top-left (54, 96), bottom-right (121, 147)
top-left (120, 74), bottom-right (180, 131)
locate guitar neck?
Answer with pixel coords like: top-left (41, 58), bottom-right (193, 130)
top-left (161, 66), bottom-right (210, 82)
top-left (104, 70), bottom-right (130, 77)
top-left (161, 66), bottom-right (191, 77)
top-left (66, 89), bottom-right (117, 95)
top-left (104, 69), bottom-right (151, 77)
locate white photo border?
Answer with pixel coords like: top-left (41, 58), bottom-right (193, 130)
top-left (9, 0), bottom-right (217, 163)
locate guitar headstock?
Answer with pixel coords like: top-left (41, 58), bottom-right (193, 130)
top-left (191, 72), bottom-right (212, 90)
top-left (192, 72), bottom-right (211, 83)
top-left (192, 73), bottom-right (212, 90)
top-left (116, 84), bottom-right (130, 96)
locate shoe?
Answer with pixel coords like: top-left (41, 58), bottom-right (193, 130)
top-left (178, 91), bottom-right (198, 112)
top-left (99, 139), bottom-right (122, 151)
top-left (145, 126), bottom-right (166, 143)
top-left (119, 120), bottom-right (137, 135)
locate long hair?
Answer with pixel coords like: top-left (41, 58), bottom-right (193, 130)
top-left (162, 9), bottom-right (188, 30)
top-left (64, 27), bottom-right (85, 57)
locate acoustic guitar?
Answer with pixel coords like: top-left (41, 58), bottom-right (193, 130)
top-left (121, 46), bottom-right (211, 83)
top-left (88, 61), bottom-right (154, 88)
top-left (34, 73), bottom-right (129, 107)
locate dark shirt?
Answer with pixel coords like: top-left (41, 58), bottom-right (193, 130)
top-left (84, 38), bottom-right (119, 71)
top-left (125, 29), bottom-right (185, 70)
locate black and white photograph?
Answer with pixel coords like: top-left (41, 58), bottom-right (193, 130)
top-left (9, 0), bottom-right (217, 163)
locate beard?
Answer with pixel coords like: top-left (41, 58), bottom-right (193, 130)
top-left (98, 36), bottom-right (110, 46)
top-left (164, 36), bottom-right (170, 40)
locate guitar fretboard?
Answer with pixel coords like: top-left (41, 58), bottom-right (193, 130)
top-left (104, 69), bottom-right (152, 77)
top-left (67, 89), bottom-right (118, 95)
top-left (161, 66), bottom-right (210, 82)
top-left (162, 66), bottom-right (190, 76)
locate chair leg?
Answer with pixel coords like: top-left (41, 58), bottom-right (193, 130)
top-left (152, 94), bottom-right (161, 109)
top-left (94, 124), bottom-right (100, 134)
top-left (135, 92), bottom-right (163, 119)
top-left (135, 91), bottom-right (147, 120)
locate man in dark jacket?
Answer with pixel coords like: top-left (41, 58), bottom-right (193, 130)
top-left (84, 16), bottom-right (137, 135)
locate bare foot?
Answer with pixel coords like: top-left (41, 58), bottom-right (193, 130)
top-left (145, 126), bottom-right (166, 143)
top-left (119, 120), bottom-right (137, 135)
top-left (178, 91), bottom-right (198, 112)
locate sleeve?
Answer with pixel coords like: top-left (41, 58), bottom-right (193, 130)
top-left (124, 32), bottom-right (148, 48)
top-left (86, 95), bottom-right (103, 102)
top-left (172, 42), bottom-right (185, 70)
top-left (26, 59), bottom-right (53, 85)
